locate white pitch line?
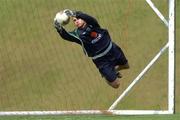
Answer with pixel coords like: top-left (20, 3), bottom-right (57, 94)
top-left (146, 0), bottom-right (168, 27)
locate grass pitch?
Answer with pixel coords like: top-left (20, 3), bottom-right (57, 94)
top-left (0, 0), bottom-right (179, 117)
top-left (0, 114), bottom-right (180, 120)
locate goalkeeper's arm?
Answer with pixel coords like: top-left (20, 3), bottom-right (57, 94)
top-left (54, 20), bottom-right (81, 44)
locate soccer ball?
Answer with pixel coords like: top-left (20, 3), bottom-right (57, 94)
top-left (54, 11), bottom-right (70, 26)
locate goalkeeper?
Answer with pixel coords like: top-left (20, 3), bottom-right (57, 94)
top-left (54, 10), bottom-right (129, 89)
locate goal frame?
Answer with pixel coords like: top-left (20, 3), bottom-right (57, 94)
top-left (0, 0), bottom-right (175, 116)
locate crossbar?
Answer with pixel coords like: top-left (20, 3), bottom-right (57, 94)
top-left (0, 110), bottom-right (171, 116)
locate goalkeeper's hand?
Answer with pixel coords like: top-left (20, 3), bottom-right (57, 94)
top-left (54, 20), bottom-right (63, 31)
top-left (64, 9), bottom-right (83, 19)
top-left (64, 9), bottom-right (75, 17)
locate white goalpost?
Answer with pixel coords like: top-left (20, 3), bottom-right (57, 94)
top-left (0, 0), bottom-right (175, 116)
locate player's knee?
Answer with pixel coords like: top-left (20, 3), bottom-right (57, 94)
top-left (116, 63), bottom-right (130, 71)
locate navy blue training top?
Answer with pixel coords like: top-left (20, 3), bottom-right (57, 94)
top-left (56, 11), bottom-right (112, 58)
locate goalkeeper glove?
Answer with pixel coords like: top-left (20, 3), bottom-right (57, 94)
top-left (54, 20), bottom-right (63, 31)
top-left (63, 9), bottom-right (76, 17)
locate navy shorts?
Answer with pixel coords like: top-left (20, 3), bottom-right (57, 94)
top-left (93, 43), bottom-right (128, 82)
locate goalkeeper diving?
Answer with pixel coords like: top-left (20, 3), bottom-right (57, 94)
top-left (54, 9), bottom-right (129, 89)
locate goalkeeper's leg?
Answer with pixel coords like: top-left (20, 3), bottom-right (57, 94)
top-left (107, 78), bottom-right (120, 89)
top-left (99, 65), bottom-right (122, 89)
top-left (115, 63), bottom-right (130, 72)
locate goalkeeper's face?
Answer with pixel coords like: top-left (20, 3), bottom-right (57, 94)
top-left (72, 17), bottom-right (86, 28)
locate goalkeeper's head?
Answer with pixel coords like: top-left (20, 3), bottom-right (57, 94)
top-left (72, 17), bottom-right (87, 28)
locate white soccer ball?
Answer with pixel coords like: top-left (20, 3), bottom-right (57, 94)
top-left (54, 11), bottom-right (70, 26)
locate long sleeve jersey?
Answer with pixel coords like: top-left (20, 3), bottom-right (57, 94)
top-left (56, 12), bottom-right (112, 59)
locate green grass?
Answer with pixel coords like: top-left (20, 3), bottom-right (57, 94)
top-left (0, 114), bottom-right (180, 120)
top-left (0, 0), bottom-right (179, 119)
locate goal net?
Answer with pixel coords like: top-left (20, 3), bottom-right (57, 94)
top-left (0, 0), bottom-right (174, 115)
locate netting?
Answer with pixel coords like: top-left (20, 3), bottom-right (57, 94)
top-left (0, 0), bottom-right (168, 111)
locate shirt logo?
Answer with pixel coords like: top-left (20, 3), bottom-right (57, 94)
top-left (90, 32), bottom-right (98, 38)
top-left (91, 34), bottom-right (102, 44)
